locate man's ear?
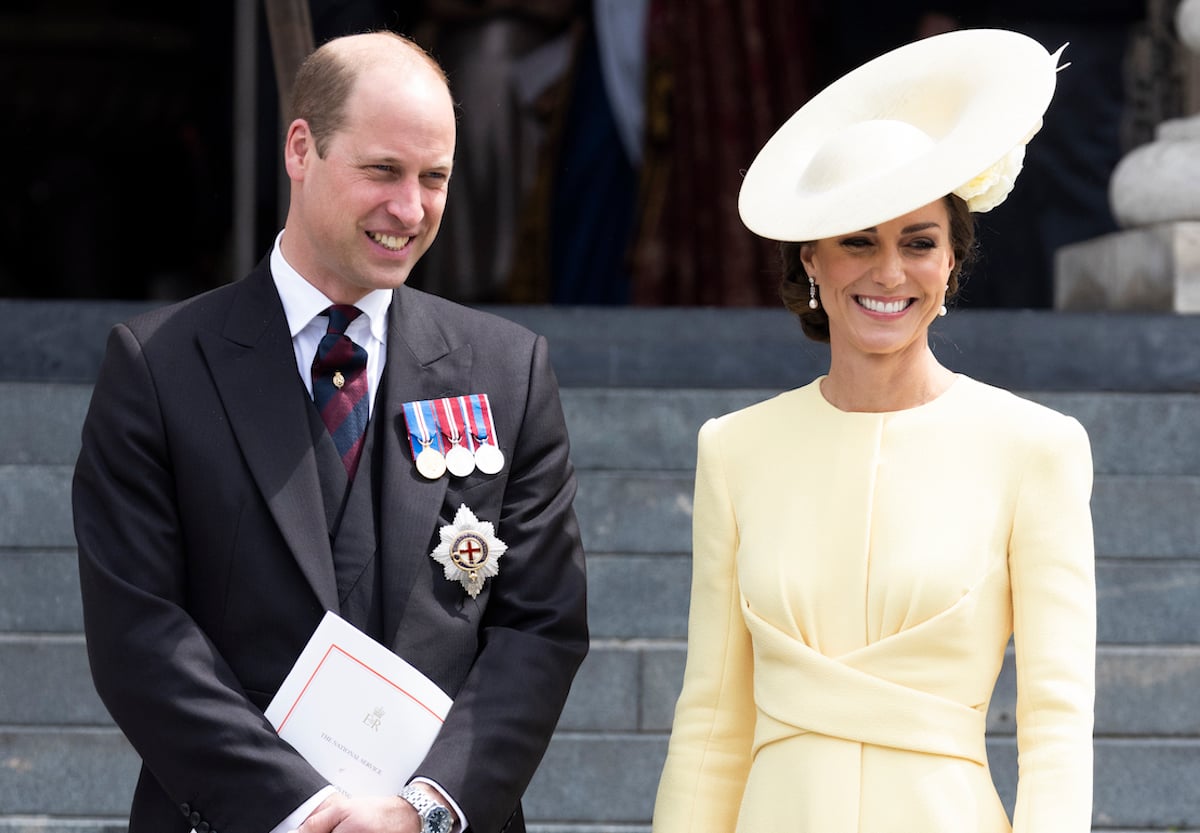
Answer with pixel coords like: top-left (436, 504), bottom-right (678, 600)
top-left (284, 119), bottom-right (313, 180)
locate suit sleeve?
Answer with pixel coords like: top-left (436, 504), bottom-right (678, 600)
top-left (73, 324), bottom-right (327, 833)
top-left (1009, 414), bottom-right (1096, 832)
top-left (651, 418), bottom-right (755, 833)
top-left (413, 333), bottom-right (589, 833)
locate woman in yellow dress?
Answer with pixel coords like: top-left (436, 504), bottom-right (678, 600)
top-left (651, 29), bottom-right (1095, 833)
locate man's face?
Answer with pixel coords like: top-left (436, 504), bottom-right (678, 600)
top-left (283, 59), bottom-right (456, 304)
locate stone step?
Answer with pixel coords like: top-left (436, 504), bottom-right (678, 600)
top-left (571, 472), bottom-right (1200, 559)
top-left (0, 551), bottom-right (80, 632)
top-left (0, 635), bottom-right (105, 726)
top-left (498, 307), bottom-right (1200, 393)
top-left (4, 634), bottom-right (1196, 736)
top-left (0, 465), bottom-right (73, 549)
top-left (582, 554), bottom-right (1200, 644)
top-left (525, 734), bottom-right (1200, 830)
top-left (4, 463), bottom-right (1200, 559)
top-left (0, 822), bottom-right (127, 833)
top-left (577, 644), bottom-right (1200, 740)
top-left (6, 303), bottom-right (1200, 392)
top-left (3, 548), bottom-right (1198, 645)
top-left (0, 384), bottom-right (90, 466)
top-left (8, 383), bottom-right (1200, 476)
top-left (3, 553), bottom-right (1198, 649)
top-left (3, 726), bottom-right (1194, 829)
top-left (0, 728), bottom-right (138, 817)
top-left (563, 388), bottom-right (1200, 476)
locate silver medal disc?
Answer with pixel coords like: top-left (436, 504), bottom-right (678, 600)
top-left (445, 445), bottom-right (476, 478)
top-left (474, 443), bottom-right (505, 475)
top-left (416, 447), bottom-right (447, 480)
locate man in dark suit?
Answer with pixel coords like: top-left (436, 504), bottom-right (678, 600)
top-left (72, 31), bottom-right (588, 833)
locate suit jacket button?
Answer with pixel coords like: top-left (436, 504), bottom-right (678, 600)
top-left (189, 811), bottom-right (202, 826)
top-left (180, 804), bottom-right (191, 815)
top-left (196, 823), bottom-right (211, 833)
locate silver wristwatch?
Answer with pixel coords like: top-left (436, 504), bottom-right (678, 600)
top-left (400, 784), bottom-right (454, 833)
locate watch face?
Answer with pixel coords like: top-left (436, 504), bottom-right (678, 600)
top-left (425, 806), bottom-right (453, 833)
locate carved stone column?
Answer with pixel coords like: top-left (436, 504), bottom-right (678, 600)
top-left (1055, 0), bottom-right (1200, 311)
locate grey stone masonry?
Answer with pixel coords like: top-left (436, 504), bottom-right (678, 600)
top-left (2, 305), bottom-right (1198, 832)
top-left (1056, 0), bottom-right (1200, 313)
top-left (1056, 222), bottom-right (1200, 312)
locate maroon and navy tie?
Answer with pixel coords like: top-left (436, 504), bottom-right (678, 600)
top-left (311, 305), bottom-right (369, 479)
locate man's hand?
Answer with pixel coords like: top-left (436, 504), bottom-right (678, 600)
top-left (293, 794), bottom-right (419, 833)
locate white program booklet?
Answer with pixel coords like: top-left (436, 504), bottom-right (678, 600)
top-left (264, 611), bottom-right (453, 796)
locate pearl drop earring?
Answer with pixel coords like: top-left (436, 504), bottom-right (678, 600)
top-left (808, 277), bottom-right (819, 310)
top-left (938, 304), bottom-right (948, 317)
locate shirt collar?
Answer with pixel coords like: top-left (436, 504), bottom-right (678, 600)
top-left (270, 230), bottom-right (392, 342)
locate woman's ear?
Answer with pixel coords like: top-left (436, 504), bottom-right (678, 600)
top-left (799, 242), bottom-right (817, 282)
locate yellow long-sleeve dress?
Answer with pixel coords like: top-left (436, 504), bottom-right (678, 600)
top-left (652, 375), bottom-right (1095, 833)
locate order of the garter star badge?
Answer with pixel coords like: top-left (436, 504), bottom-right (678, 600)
top-left (430, 505), bottom-right (508, 598)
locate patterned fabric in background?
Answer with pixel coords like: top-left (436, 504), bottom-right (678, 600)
top-left (630, 0), bottom-right (814, 306)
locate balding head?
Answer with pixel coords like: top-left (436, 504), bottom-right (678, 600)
top-left (290, 31), bottom-right (449, 158)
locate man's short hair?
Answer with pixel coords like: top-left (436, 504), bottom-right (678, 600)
top-left (289, 31), bottom-right (448, 158)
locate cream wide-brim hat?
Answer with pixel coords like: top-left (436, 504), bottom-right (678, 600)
top-left (738, 28), bottom-right (1062, 242)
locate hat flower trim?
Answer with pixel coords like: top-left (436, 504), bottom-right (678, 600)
top-left (953, 143), bottom-right (1025, 213)
top-left (952, 118), bottom-right (1044, 213)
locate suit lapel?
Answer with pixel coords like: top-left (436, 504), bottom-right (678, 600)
top-left (379, 287), bottom-right (473, 644)
top-left (197, 266), bottom-right (339, 611)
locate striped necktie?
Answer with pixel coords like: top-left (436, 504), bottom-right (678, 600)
top-left (311, 305), bottom-right (369, 479)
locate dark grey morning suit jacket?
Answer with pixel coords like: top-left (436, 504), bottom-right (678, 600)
top-left (73, 260), bottom-right (588, 833)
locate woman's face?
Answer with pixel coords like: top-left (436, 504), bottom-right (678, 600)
top-left (800, 199), bottom-right (954, 362)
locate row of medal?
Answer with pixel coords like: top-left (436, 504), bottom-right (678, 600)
top-left (402, 394), bottom-right (506, 480)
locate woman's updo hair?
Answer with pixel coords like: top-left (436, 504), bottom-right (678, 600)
top-left (779, 194), bottom-right (977, 343)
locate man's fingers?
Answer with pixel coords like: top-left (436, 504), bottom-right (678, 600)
top-left (293, 795), bottom-right (419, 833)
top-left (294, 794), bottom-right (348, 833)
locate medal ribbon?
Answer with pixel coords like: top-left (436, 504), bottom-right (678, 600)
top-left (434, 397), bottom-right (467, 451)
top-left (469, 394), bottom-right (499, 453)
top-left (402, 399), bottom-right (446, 461)
top-left (453, 396), bottom-right (478, 453)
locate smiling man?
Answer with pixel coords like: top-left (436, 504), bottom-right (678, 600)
top-left (73, 32), bottom-right (588, 833)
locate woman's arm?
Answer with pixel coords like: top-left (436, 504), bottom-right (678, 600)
top-left (1009, 414), bottom-right (1096, 832)
top-left (652, 418), bottom-right (756, 832)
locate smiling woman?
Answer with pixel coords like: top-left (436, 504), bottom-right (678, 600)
top-left (799, 202), bottom-right (955, 366)
top-left (652, 28), bottom-right (1098, 833)
top-left (780, 194), bottom-right (976, 345)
